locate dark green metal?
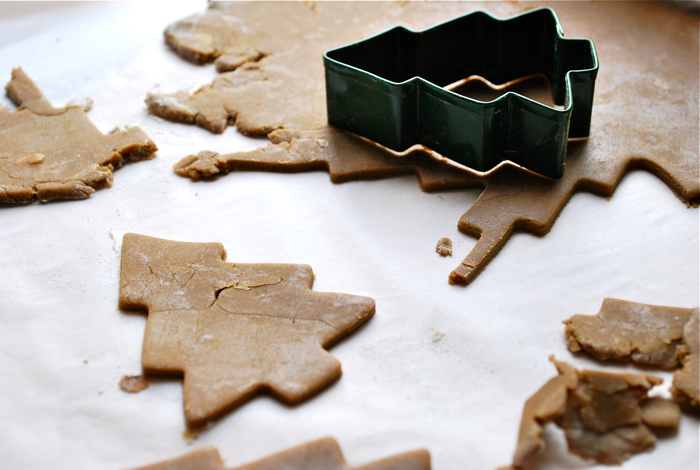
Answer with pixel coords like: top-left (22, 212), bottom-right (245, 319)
top-left (323, 7), bottom-right (598, 179)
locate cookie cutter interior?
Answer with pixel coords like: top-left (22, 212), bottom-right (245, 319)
top-left (324, 7), bottom-right (599, 179)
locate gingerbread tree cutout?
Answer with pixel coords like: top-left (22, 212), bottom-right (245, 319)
top-left (131, 437), bottom-right (430, 470)
top-left (119, 234), bottom-right (375, 426)
top-left (0, 68), bottom-right (157, 203)
top-left (150, 2), bottom-right (698, 285)
top-left (565, 298), bottom-right (699, 412)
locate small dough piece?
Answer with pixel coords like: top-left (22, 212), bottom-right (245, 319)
top-left (435, 238), bottom-right (453, 257)
top-left (502, 358), bottom-right (679, 469)
top-left (131, 438), bottom-right (430, 470)
top-left (119, 234), bottom-right (375, 427)
top-left (564, 298), bottom-right (695, 369)
top-left (0, 68), bottom-right (157, 203)
top-left (640, 397), bottom-right (682, 428)
top-left (671, 312), bottom-right (700, 411)
top-left (119, 375), bottom-right (149, 394)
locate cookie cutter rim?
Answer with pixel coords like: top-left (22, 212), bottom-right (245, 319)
top-left (323, 7), bottom-right (599, 179)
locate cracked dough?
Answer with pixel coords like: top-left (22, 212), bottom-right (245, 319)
top-left (119, 234), bottom-right (375, 427)
top-left (0, 68), bottom-right (157, 203)
top-left (130, 437), bottom-right (430, 470)
top-left (153, 1), bottom-right (698, 285)
top-left (501, 358), bottom-right (680, 469)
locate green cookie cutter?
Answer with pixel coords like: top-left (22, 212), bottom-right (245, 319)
top-left (323, 7), bottom-right (599, 179)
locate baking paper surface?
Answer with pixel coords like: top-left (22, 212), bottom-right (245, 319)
top-left (0, 2), bottom-right (697, 469)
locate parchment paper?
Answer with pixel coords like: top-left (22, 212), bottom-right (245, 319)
top-left (0, 2), bottom-right (697, 470)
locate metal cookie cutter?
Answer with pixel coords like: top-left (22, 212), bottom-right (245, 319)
top-left (323, 8), bottom-right (599, 179)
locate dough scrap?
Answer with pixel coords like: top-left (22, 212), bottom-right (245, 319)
top-left (564, 298), bottom-right (695, 368)
top-left (0, 68), bottom-right (157, 203)
top-left (565, 299), bottom-right (699, 411)
top-left (154, 2), bottom-right (698, 285)
top-left (119, 375), bottom-right (149, 394)
top-left (130, 437), bottom-right (430, 470)
top-left (501, 358), bottom-right (679, 469)
top-left (435, 238), bottom-right (453, 257)
top-left (173, 127), bottom-right (481, 191)
top-left (671, 312), bottom-right (699, 411)
top-left (119, 234), bottom-right (375, 427)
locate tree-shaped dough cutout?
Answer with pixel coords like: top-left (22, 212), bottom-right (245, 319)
top-left (1, 68), bottom-right (157, 203)
top-left (119, 234), bottom-right (375, 426)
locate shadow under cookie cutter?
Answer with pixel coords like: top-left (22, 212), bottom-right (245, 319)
top-left (324, 7), bottom-right (599, 179)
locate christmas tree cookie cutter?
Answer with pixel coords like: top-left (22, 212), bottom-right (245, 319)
top-left (323, 7), bottom-right (599, 179)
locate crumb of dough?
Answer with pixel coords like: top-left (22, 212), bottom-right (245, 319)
top-left (119, 375), bottom-right (149, 394)
top-left (432, 331), bottom-right (445, 343)
top-left (118, 233), bottom-right (375, 427)
top-left (436, 238), bottom-right (453, 257)
top-left (0, 68), bottom-right (157, 204)
top-left (130, 437), bottom-right (431, 470)
top-left (564, 299), bottom-right (699, 411)
top-left (181, 429), bottom-right (199, 444)
top-left (502, 358), bottom-right (679, 469)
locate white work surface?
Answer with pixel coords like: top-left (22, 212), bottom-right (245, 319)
top-left (0, 2), bottom-right (697, 470)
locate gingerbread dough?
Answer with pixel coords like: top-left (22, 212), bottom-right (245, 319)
top-left (501, 358), bottom-right (680, 469)
top-left (131, 437), bottom-right (430, 470)
top-left (435, 238), bottom-right (453, 257)
top-left (173, 127), bottom-right (481, 191)
top-left (565, 299), bottom-right (696, 369)
top-left (0, 68), bottom-right (157, 203)
top-left (119, 234), bottom-right (375, 427)
top-left (671, 312), bottom-right (699, 412)
top-left (152, 1), bottom-right (698, 285)
top-left (565, 299), bottom-right (699, 412)
top-left (119, 375), bottom-right (149, 394)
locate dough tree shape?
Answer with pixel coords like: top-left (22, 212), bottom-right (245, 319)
top-left (565, 299), bottom-right (699, 412)
top-left (119, 234), bottom-right (375, 426)
top-left (152, 2), bottom-right (698, 285)
top-left (0, 68), bottom-right (157, 203)
top-left (173, 127), bottom-right (481, 191)
top-left (500, 358), bottom-right (680, 469)
top-left (131, 437), bottom-right (430, 470)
